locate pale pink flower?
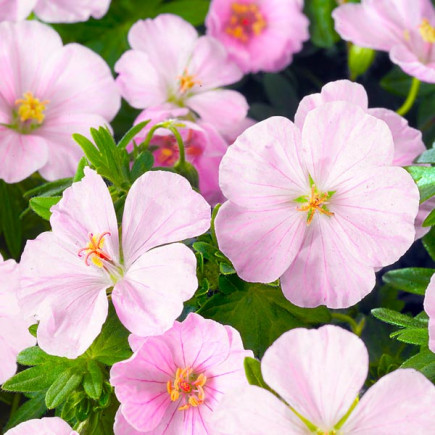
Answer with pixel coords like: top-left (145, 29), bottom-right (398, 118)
top-left (0, 21), bottom-right (120, 183)
top-left (215, 103), bottom-right (419, 308)
top-left (206, 0), bottom-right (309, 73)
top-left (115, 14), bottom-right (248, 136)
top-left (0, 0), bottom-right (111, 23)
top-left (5, 417), bottom-right (77, 434)
top-left (424, 274), bottom-right (435, 353)
top-left (110, 313), bottom-right (253, 434)
top-left (333, 0), bottom-right (435, 83)
top-left (0, 254), bottom-right (36, 384)
top-left (132, 106), bottom-right (228, 205)
top-left (214, 325), bottom-right (435, 434)
top-left (295, 79), bottom-right (429, 239)
top-left (19, 168), bottom-right (210, 358)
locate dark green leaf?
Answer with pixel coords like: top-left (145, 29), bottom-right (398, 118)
top-left (45, 368), bottom-right (83, 409)
top-left (4, 392), bottom-right (46, 431)
top-left (192, 242), bottom-right (220, 262)
top-left (219, 263), bottom-right (236, 275)
top-left (157, 0), bottom-right (209, 26)
top-left (372, 308), bottom-right (428, 328)
top-left (29, 196), bottom-right (61, 221)
top-left (406, 166), bottom-right (435, 202)
top-left (382, 268), bottom-right (434, 295)
top-left (305, 0), bottom-right (340, 48)
top-left (23, 178), bottom-right (72, 199)
top-left (390, 327), bottom-right (429, 346)
top-left (263, 74), bottom-right (299, 117)
top-left (423, 226), bottom-right (435, 261)
top-left (402, 349), bottom-right (435, 381)
top-left (83, 360), bottom-right (104, 400)
top-left (198, 275), bottom-right (330, 356)
top-left (380, 66), bottom-right (435, 97)
top-left (130, 151), bottom-right (154, 182)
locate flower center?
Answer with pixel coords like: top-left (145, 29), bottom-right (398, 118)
top-left (419, 18), bottom-right (435, 43)
top-left (167, 367), bottom-right (207, 411)
top-left (295, 178), bottom-right (335, 225)
top-left (177, 69), bottom-right (202, 94)
top-left (15, 92), bottom-right (49, 125)
top-left (225, 2), bottom-right (267, 43)
top-left (78, 232), bottom-right (112, 268)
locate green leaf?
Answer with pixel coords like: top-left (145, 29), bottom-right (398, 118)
top-left (244, 357), bottom-right (269, 390)
top-left (130, 151), bottom-right (154, 182)
top-left (117, 120), bottom-right (149, 150)
top-left (380, 66), bottom-right (435, 97)
top-left (371, 308), bottom-right (428, 328)
top-left (45, 368), bottom-right (83, 409)
top-left (74, 157), bottom-right (88, 182)
top-left (390, 327), bottom-right (429, 346)
top-left (17, 346), bottom-right (53, 366)
top-left (405, 166), bottom-right (435, 202)
top-left (29, 196), bottom-right (61, 221)
top-left (219, 263), bottom-right (236, 275)
top-left (4, 392), bottom-right (47, 431)
top-left (423, 208), bottom-right (435, 227)
top-left (382, 268), bottom-right (434, 295)
top-left (23, 178), bottom-right (72, 199)
top-left (192, 242), bottom-right (220, 262)
top-left (402, 349), bottom-right (435, 381)
top-left (73, 133), bottom-right (104, 167)
top-left (0, 181), bottom-right (23, 258)
top-left (157, 0), bottom-right (210, 26)
top-left (305, 0), bottom-right (340, 48)
top-left (198, 275), bottom-right (331, 356)
top-left (263, 73), bottom-right (299, 117)
top-left (83, 360), bottom-right (104, 400)
top-left (423, 227), bottom-right (435, 261)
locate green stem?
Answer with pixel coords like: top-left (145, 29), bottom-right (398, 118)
top-left (331, 312), bottom-right (365, 337)
top-left (10, 393), bottom-right (21, 415)
top-left (167, 126), bottom-right (186, 166)
top-left (396, 77), bottom-right (420, 116)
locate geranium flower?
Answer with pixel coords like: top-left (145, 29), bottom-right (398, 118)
top-left (215, 102), bottom-right (419, 308)
top-left (115, 14), bottom-right (248, 136)
top-left (424, 274), bottom-right (435, 353)
top-left (205, 0), bottom-right (309, 73)
top-left (333, 0), bottom-right (435, 83)
top-left (5, 417), bottom-right (77, 434)
top-left (20, 168), bottom-right (210, 358)
top-left (214, 325), bottom-right (435, 433)
top-left (0, 21), bottom-right (120, 183)
top-left (0, 0), bottom-right (111, 23)
top-left (295, 79), bottom-right (429, 239)
top-left (110, 313), bottom-right (253, 434)
top-left (0, 255), bottom-right (36, 384)
top-left (131, 106), bottom-right (228, 205)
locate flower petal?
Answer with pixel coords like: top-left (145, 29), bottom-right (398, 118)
top-left (262, 325), bottom-right (368, 430)
top-left (112, 244), bottom-right (197, 336)
top-left (341, 369), bottom-right (435, 433)
top-left (121, 171), bottom-right (210, 266)
top-left (5, 417), bottom-right (77, 435)
top-left (424, 274), bottom-right (435, 353)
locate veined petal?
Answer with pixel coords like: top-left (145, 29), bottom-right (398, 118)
top-left (215, 202), bottom-right (306, 283)
top-left (112, 244), bottom-right (197, 336)
top-left (262, 325), bottom-right (368, 431)
top-left (218, 116), bottom-right (307, 209)
top-left (122, 171), bottom-right (210, 267)
top-left (0, 0), bottom-right (36, 21)
top-left (5, 417), bottom-right (77, 435)
top-left (50, 167), bottom-right (119, 264)
top-left (424, 274), bottom-right (435, 353)
top-left (114, 408), bottom-right (144, 435)
top-left (213, 385), bottom-right (308, 434)
top-left (341, 369), bottom-right (435, 433)
top-left (280, 218), bottom-right (376, 308)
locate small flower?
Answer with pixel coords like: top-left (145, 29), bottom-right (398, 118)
top-left (206, 0), bottom-right (309, 73)
top-left (5, 417), bottom-right (77, 434)
top-left (0, 0), bottom-right (111, 23)
top-left (295, 79), bottom-right (429, 239)
top-left (333, 0), bottom-right (435, 83)
top-left (213, 325), bottom-right (435, 434)
top-left (115, 14), bottom-right (248, 136)
top-left (20, 168), bottom-right (210, 358)
top-left (215, 102), bottom-right (419, 308)
top-left (132, 106), bottom-right (228, 205)
top-left (0, 21), bottom-right (120, 183)
top-left (0, 255), bottom-right (36, 384)
top-left (110, 313), bottom-right (253, 434)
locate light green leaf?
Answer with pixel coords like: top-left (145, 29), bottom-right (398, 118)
top-left (29, 196), bottom-right (61, 221)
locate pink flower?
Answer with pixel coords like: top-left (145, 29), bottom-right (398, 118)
top-left (214, 325), bottom-right (435, 433)
top-left (206, 0), bottom-right (309, 73)
top-left (0, 255), bottom-right (36, 384)
top-left (0, 21), bottom-right (120, 183)
top-left (295, 79), bottom-right (429, 239)
top-left (333, 0), bottom-right (435, 83)
top-left (0, 0), bottom-right (111, 23)
top-left (5, 417), bottom-right (77, 434)
top-left (215, 103), bottom-right (419, 308)
top-left (19, 168), bottom-right (210, 358)
top-left (115, 14), bottom-right (248, 136)
top-left (132, 107), bottom-right (228, 205)
top-left (424, 274), bottom-right (435, 353)
top-left (110, 313), bottom-right (253, 434)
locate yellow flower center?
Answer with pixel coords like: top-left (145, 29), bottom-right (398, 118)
top-left (78, 232), bottom-right (112, 268)
top-left (419, 18), bottom-right (435, 43)
top-left (295, 179), bottom-right (335, 225)
top-left (225, 2), bottom-right (267, 43)
top-left (15, 92), bottom-right (49, 125)
top-left (178, 69), bottom-right (202, 94)
top-left (167, 367), bottom-right (207, 411)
